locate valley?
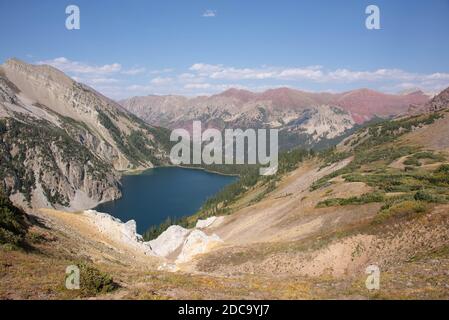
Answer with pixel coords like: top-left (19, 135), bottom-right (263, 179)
top-left (1, 60), bottom-right (449, 300)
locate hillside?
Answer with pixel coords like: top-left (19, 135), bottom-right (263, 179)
top-left (0, 59), bottom-right (171, 211)
top-left (2, 87), bottom-right (448, 299)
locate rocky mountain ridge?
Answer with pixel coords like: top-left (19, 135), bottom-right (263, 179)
top-left (0, 59), bottom-right (171, 210)
top-left (120, 87), bottom-right (429, 150)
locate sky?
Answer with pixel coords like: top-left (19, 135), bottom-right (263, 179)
top-left (0, 0), bottom-right (449, 99)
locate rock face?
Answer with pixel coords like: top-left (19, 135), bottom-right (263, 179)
top-left (120, 87), bottom-right (429, 150)
top-left (426, 87), bottom-right (449, 112)
top-left (407, 86), bottom-right (449, 115)
top-left (147, 217), bottom-right (224, 263)
top-left (147, 225), bottom-right (190, 257)
top-left (84, 210), bottom-right (154, 255)
top-left (0, 58), bottom-right (171, 210)
top-left (176, 230), bottom-right (222, 263)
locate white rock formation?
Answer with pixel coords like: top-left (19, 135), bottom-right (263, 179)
top-left (146, 216), bottom-right (225, 265)
top-left (176, 230), bottom-right (222, 263)
top-left (83, 210), bottom-right (224, 265)
top-left (196, 216), bottom-right (222, 229)
top-left (147, 225), bottom-right (190, 257)
top-left (84, 210), bottom-right (154, 255)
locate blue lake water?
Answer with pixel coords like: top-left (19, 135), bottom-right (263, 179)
top-left (94, 167), bottom-right (237, 234)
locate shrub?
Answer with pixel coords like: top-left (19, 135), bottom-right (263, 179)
top-left (404, 158), bottom-right (421, 166)
top-left (75, 262), bottom-right (117, 296)
top-left (373, 200), bottom-right (427, 224)
top-left (414, 190), bottom-right (448, 203)
top-left (414, 190), bottom-right (434, 202)
top-left (316, 192), bottom-right (385, 208)
top-left (404, 151), bottom-right (446, 167)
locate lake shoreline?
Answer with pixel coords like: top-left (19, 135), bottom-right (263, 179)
top-left (120, 164), bottom-right (241, 177)
top-left (95, 166), bottom-right (238, 234)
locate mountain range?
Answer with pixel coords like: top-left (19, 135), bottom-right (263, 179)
top-left (120, 87), bottom-right (429, 150)
top-left (0, 59), bottom-right (435, 210)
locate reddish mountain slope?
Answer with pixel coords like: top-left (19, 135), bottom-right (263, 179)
top-left (335, 89), bottom-right (429, 123)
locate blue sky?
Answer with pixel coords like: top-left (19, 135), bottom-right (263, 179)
top-left (1, 0), bottom-right (448, 98)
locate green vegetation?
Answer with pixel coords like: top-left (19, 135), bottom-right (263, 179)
top-left (316, 192), bottom-right (385, 208)
top-left (97, 109), bottom-right (139, 166)
top-left (73, 262), bottom-right (117, 297)
top-left (403, 151), bottom-right (446, 167)
top-left (373, 200), bottom-right (427, 224)
top-left (143, 216), bottom-right (190, 240)
top-left (97, 109), bottom-right (170, 167)
top-left (128, 111), bottom-right (174, 154)
top-left (42, 185), bottom-right (69, 207)
top-left (310, 111), bottom-right (448, 225)
top-left (0, 193), bottom-right (28, 249)
top-left (311, 113), bottom-right (443, 191)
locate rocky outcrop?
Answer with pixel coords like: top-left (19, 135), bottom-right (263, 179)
top-left (80, 210), bottom-right (225, 265)
top-left (84, 210), bottom-right (154, 255)
top-left (147, 225), bottom-right (190, 257)
top-left (147, 217), bottom-right (224, 264)
top-left (426, 87), bottom-right (449, 112)
top-left (0, 58), bottom-right (171, 210)
top-left (176, 230), bottom-right (222, 263)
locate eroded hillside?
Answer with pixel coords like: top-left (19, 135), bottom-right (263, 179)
top-left (0, 59), bottom-right (171, 211)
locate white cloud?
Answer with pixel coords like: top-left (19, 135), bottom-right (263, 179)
top-left (38, 57), bottom-right (122, 75)
top-left (202, 10), bottom-right (216, 18)
top-left (187, 63), bottom-right (449, 87)
top-left (34, 57), bottom-right (449, 99)
top-left (38, 57), bottom-right (148, 77)
top-left (184, 83), bottom-right (212, 90)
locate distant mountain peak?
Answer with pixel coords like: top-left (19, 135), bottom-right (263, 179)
top-left (4, 57), bottom-right (74, 87)
top-left (215, 88), bottom-right (256, 102)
